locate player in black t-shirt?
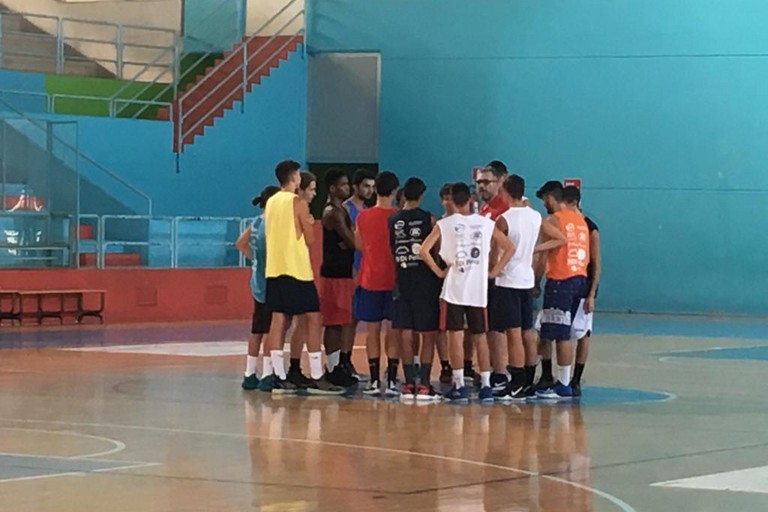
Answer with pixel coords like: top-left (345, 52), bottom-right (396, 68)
top-left (388, 178), bottom-right (442, 400)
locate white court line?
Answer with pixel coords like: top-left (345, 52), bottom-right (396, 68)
top-left (0, 417), bottom-right (636, 512)
top-left (0, 462), bottom-right (160, 484)
top-left (0, 427), bottom-right (126, 459)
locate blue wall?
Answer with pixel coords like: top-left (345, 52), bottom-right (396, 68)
top-left (307, 0), bottom-right (768, 315)
top-left (184, 0), bottom-right (245, 52)
top-left (62, 46), bottom-right (306, 218)
top-left (0, 70), bottom-right (47, 113)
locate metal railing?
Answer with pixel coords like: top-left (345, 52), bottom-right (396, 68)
top-left (177, 3), bottom-right (304, 150)
top-left (0, 94), bottom-right (153, 217)
top-left (80, 214), bottom-right (248, 269)
top-left (0, 211), bottom-right (73, 267)
top-left (0, 9), bottom-right (177, 81)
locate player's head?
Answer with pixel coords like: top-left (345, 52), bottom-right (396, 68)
top-left (351, 169), bottom-right (376, 201)
top-left (275, 160), bottom-right (301, 190)
top-left (402, 177), bottom-right (426, 205)
top-left (440, 182), bottom-right (455, 215)
top-left (536, 180), bottom-right (564, 214)
top-left (562, 185), bottom-right (581, 209)
top-left (503, 174), bottom-right (525, 201)
top-left (450, 182), bottom-right (472, 213)
top-left (252, 185), bottom-right (280, 210)
top-left (299, 171), bottom-right (317, 203)
top-left (325, 168), bottom-right (350, 201)
top-left (475, 165), bottom-right (504, 201)
top-left (375, 171), bottom-right (400, 199)
top-left (486, 160), bottom-right (508, 177)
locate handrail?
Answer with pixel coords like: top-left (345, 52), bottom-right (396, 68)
top-left (0, 95), bottom-right (153, 216)
top-left (180, 18), bottom-right (303, 140)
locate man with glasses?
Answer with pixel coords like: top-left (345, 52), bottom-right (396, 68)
top-left (475, 162), bottom-right (512, 392)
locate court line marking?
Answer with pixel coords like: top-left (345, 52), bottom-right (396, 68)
top-left (0, 417), bottom-right (636, 512)
top-left (0, 463), bottom-right (160, 484)
top-left (0, 427), bottom-right (126, 459)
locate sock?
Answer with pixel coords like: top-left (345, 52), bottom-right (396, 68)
top-left (480, 370), bottom-right (491, 388)
top-left (262, 356), bottom-right (274, 377)
top-left (245, 355), bottom-right (258, 377)
top-left (452, 368), bottom-right (464, 388)
top-left (558, 365), bottom-right (572, 385)
top-left (440, 360), bottom-right (451, 371)
top-left (270, 350), bottom-right (286, 379)
top-left (289, 358), bottom-right (301, 373)
top-left (308, 352), bottom-right (323, 380)
top-left (463, 359), bottom-right (473, 373)
top-left (572, 363), bottom-right (585, 385)
top-left (403, 363), bottom-right (416, 385)
top-left (326, 350), bottom-right (341, 372)
top-left (524, 365), bottom-right (536, 386)
top-left (419, 363), bottom-right (432, 385)
top-left (509, 367), bottom-right (525, 388)
top-left (387, 358), bottom-right (400, 383)
top-left (368, 357), bottom-right (381, 383)
top-left (413, 355), bottom-right (420, 366)
top-left (340, 351), bottom-right (351, 365)
top-left (541, 359), bottom-right (553, 381)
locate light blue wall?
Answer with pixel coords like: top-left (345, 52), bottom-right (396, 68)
top-left (64, 46), bottom-right (306, 218)
top-left (307, 0), bottom-right (768, 315)
top-left (0, 69), bottom-right (47, 113)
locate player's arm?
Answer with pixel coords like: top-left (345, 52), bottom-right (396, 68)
top-left (235, 226), bottom-right (252, 260)
top-left (489, 226), bottom-right (515, 279)
top-left (354, 218), bottom-right (363, 251)
top-left (294, 197), bottom-right (314, 246)
top-left (534, 216), bottom-right (566, 253)
top-left (419, 224), bottom-right (446, 278)
top-left (325, 206), bottom-right (356, 249)
top-left (489, 216), bottom-right (508, 268)
top-left (585, 229), bottom-right (601, 313)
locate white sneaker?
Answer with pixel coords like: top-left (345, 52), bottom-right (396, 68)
top-left (363, 380), bottom-right (381, 395)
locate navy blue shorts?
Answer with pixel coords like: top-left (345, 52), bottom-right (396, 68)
top-left (393, 292), bottom-right (440, 332)
top-left (354, 287), bottom-right (394, 323)
top-left (540, 276), bottom-right (586, 342)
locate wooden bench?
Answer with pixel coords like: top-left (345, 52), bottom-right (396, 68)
top-left (10, 290), bottom-right (107, 325)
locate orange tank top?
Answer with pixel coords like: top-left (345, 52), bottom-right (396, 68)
top-left (546, 209), bottom-right (590, 280)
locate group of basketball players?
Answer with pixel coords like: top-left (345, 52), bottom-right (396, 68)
top-left (236, 159), bottom-right (601, 402)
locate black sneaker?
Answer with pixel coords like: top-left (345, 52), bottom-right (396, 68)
top-left (326, 365), bottom-right (358, 388)
top-left (305, 374), bottom-right (346, 395)
top-left (272, 378), bottom-right (299, 394)
top-left (241, 374), bottom-right (259, 390)
top-left (570, 382), bottom-right (582, 397)
top-left (464, 368), bottom-right (480, 386)
top-left (494, 382), bottom-right (526, 402)
top-left (439, 367), bottom-right (452, 385)
top-left (534, 376), bottom-right (555, 392)
top-left (287, 369), bottom-right (313, 389)
top-left (490, 372), bottom-right (509, 392)
top-left (347, 360), bottom-right (368, 382)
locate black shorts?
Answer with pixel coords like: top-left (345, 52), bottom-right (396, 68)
top-left (442, 301), bottom-right (487, 335)
top-left (251, 299), bottom-right (273, 334)
top-left (393, 292), bottom-right (440, 332)
top-left (265, 276), bottom-right (320, 316)
top-left (489, 286), bottom-right (534, 332)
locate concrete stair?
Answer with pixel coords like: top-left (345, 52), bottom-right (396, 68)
top-left (156, 35), bottom-right (302, 152)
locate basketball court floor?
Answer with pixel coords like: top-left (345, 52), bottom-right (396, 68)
top-left (1, 314), bottom-right (768, 511)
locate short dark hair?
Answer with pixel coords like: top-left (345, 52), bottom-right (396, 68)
top-left (252, 185), bottom-right (280, 209)
top-left (352, 168), bottom-right (375, 187)
top-left (536, 180), bottom-right (563, 201)
top-left (275, 160), bottom-right (300, 185)
top-left (450, 182), bottom-right (471, 207)
top-left (486, 160), bottom-right (508, 176)
top-left (562, 185), bottom-right (581, 204)
top-left (402, 177), bottom-right (426, 201)
top-left (375, 171), bottom-right (399, 197)
top-left (479, 164), bottom-right (505, 180)
top-left (325, 168), bottom-right (347, 192)
top-left (299, 171), bottom-right (316, 191)
top-left (503, 174), bottom-right (525, 200)
top-left (439, 182), bottom-right (454, 199)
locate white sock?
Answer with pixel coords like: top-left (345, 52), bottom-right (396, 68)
top-left (309, 352), bottom-right (324, 380)
top-left (326, 350), bottom-right (340, 372)
top-left (452, 368), bottom-right (464, 388)
top-left (245, 355), bottom-right (258, 377)
top-left (262, 356), bottom-right (273, 377)
top-left (413, 355), bottom-right (420, 366)
top-left (270, 350), bottom-right (286, 379)
top-left (558, 365), bottom-right (572, 385)
top-left (480, 370), bottom-right (491, 388)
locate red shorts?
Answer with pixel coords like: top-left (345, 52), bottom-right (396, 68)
top-left (319, 277), bottom-right (354, 326)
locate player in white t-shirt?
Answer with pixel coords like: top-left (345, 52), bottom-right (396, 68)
top-left (490, 175), bottom-right (566, 401)
top-left (420, 183), bottom-right (515, 403)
